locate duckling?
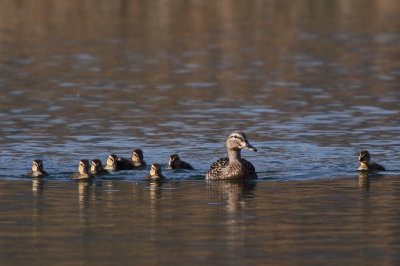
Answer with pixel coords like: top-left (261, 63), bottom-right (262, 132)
top-left (144, 163), bottom-right (165, 180)
top-left (117, 149), bottom-right (146, 170)
top-left (206, 131), bottom-right (258, 180)
top-left (90, 159), bottom-right (109, 175)
top-left (70, 159), bottom-right (94, 180)
top-left (104, 154), bottom-right (119, 171)
top-left (358, 150), bottom-right (386, 171)
top-left (27, 160), bottom-right (48, 177)
top-left (166, 154), bottom-right (194, 170)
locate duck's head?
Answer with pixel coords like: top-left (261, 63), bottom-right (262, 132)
top-left (358, 150), bottom-right (371, 164)
top-left (168, 154), bottom-right (181, 169)
top-left (91, 159), bottom-right (103, 172)
top-left (32, 160), bottom-right (44, 172)
top-left (106, 154), bottom-right (118, 168)
top-left (150, 163), bottom-right (162, 177)
top-left (78, 159), bottom-right (90, 174)
top-left (132, 149), bottom-right (145, 164)
top-left (226, 131), bottom-right (257, 152)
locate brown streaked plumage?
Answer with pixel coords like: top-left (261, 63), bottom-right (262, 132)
top-left (206, 131), bottom-right (257, 180)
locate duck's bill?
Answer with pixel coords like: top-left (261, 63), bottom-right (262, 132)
top-left (242, 143), bottom-right (257, 152)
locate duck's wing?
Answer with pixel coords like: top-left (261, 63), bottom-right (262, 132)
top-left (206, 157), bottom-right (228, 179)
top-left (241, 159), bottom-right (258, 179)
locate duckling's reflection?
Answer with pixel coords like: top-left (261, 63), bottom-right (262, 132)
top-left (206, 180), bottom-right (257, 213)
top-left (358, 171), bottom-right (384, 191)
top-left (149, 179), bottom-right (163, 202)
top-left (32, 178), bottom-right (45, 196)
top-left (358, 171), bottom-right (370, 191)
top-left (78, 180), bottom-right (93, 210)
top-left (31, 178), bottom-right (45, 251)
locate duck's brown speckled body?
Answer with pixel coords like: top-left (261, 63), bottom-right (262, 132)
top-left (206, 131), bottom-right (257, 180)
top-left (27, 160), bottom-right (49, 177)
top-left (70, 159), bottom-right (94, 180)
top-left (166, 154), bottom-right (194, 170)
top-left (358, 150), bottom-right (386, 171)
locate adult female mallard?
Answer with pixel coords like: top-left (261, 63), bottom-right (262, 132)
top-left (206, 131), bottom-right (257, 180)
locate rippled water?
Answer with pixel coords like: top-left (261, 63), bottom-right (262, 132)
top-left (1, 0), bottom-right (400, 264)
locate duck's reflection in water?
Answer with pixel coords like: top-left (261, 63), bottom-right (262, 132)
top-left (149, 179), bottom-right (163, 203)
top-left (32, 178), bottom-right (45, 197)
top-left (207, 180), bottom-right (257, 253)
top-left (78, 180), bottom-right (93, 210)
top-left (358, 172), bottom-right (370, 191)
top-left (358, 171), bottom-right (384, 191)
top-left (206, 180), bottom-right (257, 213)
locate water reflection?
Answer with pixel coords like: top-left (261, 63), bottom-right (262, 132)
top-left (78, 181), bottom-right (92, 210)
top-left (207, 180), bottom-right (256, 213)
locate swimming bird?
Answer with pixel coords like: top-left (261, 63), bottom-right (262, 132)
top-left (358, 150), bottom-right (386, 171)
top-left (166, 154), bottom-right (194, 170)
top-left (206, 131), bottom-right (257, 180)
top-left (27, 160), bottom-right (49, 177)
top-left (117, 149), bottom-right (146, 170)
top-left (90, 159), bottom-right (109, 175)
top-left (104, 154), bottom-right (119, 171)
top-left (144, 163), bottom-right (165, 180)
top-left (70, 159), bottom-right (94, 180)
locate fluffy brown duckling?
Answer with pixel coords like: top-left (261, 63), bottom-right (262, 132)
top-left (70, 159), bottom-right (94, 180)
top-left (206, 131), bottom-right (257, 180)
top-left (358, 150), bottom-right (386, 171)
top-left (166, 154), bottom-right (194, 170)
top-left (90, 159), bottom-right (109, 175)
top-left (117, 149), bottom-right (146, 170)
top-left (144, 163), bottom-right (165, 180)
top-left (104, 154), bottom-right (119, 171)
top-left (27, 160), bottom-right (49, 177)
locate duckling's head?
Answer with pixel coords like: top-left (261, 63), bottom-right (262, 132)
top-left (150, 163), bottom-right (162, 177)
top-left (359, 150), bottom-right (371, 164)
top-left (78, 159), bottom-right (90, 174)
top-left (132, 149), bottom-right (144, 164)
top-left (91, 159), bottom-right (103, 172)
top-left (168, 154), bottom-right (181, 169)
top-left (32, 160), bottom-right (44, 172)
top-left (226, 131), bottom-right (257, 152)
top-left (106, 154), bottom-right (118, 168)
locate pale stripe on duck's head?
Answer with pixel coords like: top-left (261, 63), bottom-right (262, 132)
top-left (358, 150), bottom-right (370, 163)
top-left (91, 159), bottom-right (103, 171)
top-left (79, 159), bottom-right (90, 173)
top-left (227, 131), bottom-right (257, 152)
top-left (32, 160), bottom-right (43, 171)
